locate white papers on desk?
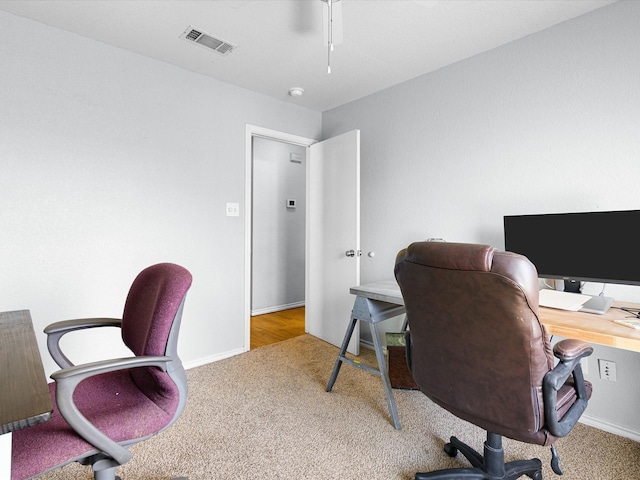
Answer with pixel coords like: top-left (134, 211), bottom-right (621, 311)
top-left (538, 289), bottom-right (592, 311)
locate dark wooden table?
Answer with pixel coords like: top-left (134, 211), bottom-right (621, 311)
top-left (1, 310), bottom-right (53, 476)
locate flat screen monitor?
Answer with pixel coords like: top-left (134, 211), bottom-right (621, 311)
top-left (503, 209), bottom-right (640, 288)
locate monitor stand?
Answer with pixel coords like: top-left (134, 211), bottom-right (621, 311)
top-left (579, 295), bottom-right (615, 315)
top-left (563, 279), bottom-right (582, 294)
top-left (562, 278), bottom-right (613, 314)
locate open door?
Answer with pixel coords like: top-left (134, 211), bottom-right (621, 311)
top-left (306, 130), bottom-right (361, 355)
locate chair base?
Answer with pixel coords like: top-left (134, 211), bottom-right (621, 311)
top-left (415, 433), bottom-right (542, 480)
top-left (86, 456), bottom-right (189, 480)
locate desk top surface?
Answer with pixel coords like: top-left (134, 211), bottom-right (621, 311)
top-left (351, 281), bottom-right (640, 353)
top-left (540, 302), bottom-right (640, 352)
top-left (350, 280), bottom-right (403, 305)
top-left (1, 310), bottom-right (53, 435)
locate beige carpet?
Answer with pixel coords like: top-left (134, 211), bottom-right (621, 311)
top-left (37, 334), bottom-right (640, 479)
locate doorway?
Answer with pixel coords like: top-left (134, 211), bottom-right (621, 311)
top-left (244, 125), bottom-right (317, 351)
top-left (251, 136), bottom-right (306, 315)
top-left (250, 136), bottom-right (306, 349)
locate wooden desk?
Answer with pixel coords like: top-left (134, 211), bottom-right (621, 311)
top-left (345, 281), bottom-right (640, 353)
top-left (329, 281), bottom-right (640, 431)
top-left (539, 302), bottom-right (640, 352)
top-left (1, 310), bottom-right (53, 479)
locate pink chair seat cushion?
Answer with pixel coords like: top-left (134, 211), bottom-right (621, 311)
top-left (12, 369), bottom-right (178, 480)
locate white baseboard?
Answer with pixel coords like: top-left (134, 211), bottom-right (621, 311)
top-left (183, 347), bottom-right (245, 370)
top-left (184, 301), bottom-right (304, 370)
top-left (251, 301), bottom-right (304, 316)
top-left (579, 413), bottom-right (640, 442)
top-left (360, 340), bottom-right (375, 352)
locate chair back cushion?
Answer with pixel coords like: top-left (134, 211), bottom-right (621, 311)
top-left (122, 263), bottom-right (192, 414)
top-left (122, 263), bottom-right (192, 356)
top-left (395, 242), bottom-right (554, 445)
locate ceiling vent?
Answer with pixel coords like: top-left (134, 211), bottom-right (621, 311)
top-left (180, 26), bottom-right (236, 56)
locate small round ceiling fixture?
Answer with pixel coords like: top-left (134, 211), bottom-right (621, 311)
top-left (288, 87), bottom-right (304, 97)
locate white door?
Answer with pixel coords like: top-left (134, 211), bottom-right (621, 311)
top-left (306, 130), bottom-right (361, 355)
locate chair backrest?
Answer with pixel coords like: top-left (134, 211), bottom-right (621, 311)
top-left (121, 263), bottom-right (192, 415)
top-left (394, 242), bottom-right (555, 445)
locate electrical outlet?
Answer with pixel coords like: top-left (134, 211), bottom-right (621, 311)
top-left (598, 359), bottom-right (617, 382)
top-left (226, 202), bottom-right (239, 217)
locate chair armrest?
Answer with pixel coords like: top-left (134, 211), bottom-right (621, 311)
top-left (543, 339), bottom-right (593, 438)
top-left (552, 339), bottom-right (593, 363)
top-left (45, 318), bottom-right (122, 369)
top-left (51, 355), bottom-right (171, 466)
top-left (51, 355), bottom-right (171, 381)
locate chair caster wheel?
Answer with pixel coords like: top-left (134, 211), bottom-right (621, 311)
top-left (444, 443), bottom-right (458, 458)
top-left (527, 470), bottom-right (542, 480)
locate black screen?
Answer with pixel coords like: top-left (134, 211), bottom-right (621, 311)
top-left (504, 210), bottom-right (640, 286)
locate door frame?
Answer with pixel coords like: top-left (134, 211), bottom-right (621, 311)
top-left (244, 125), bottom-right (318, 351)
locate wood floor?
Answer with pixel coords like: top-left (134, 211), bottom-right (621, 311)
top-left (250, 306), bottom-right (306, 350)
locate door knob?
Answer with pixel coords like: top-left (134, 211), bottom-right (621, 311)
top-left (368, 251), bottom-right (375, 258)
top-left (345, 250), bottom-right (355, 257)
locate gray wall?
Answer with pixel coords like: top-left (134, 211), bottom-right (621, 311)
top-left (0, 10), bottom-right (321, 373)
top-left (322, 1), bottom-right (640, 439)
top-left (251, 137), bottom-right (306, 314)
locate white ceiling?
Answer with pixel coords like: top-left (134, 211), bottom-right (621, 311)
top-left (0, 0), bottom-right (616, 112)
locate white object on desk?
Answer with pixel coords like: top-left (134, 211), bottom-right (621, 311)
top-left (614, 319), bottom-right (640, 330)
top-left (538, 289), bottom-right (591, 311)
top-left (1, 432), bottom-right (11, 480)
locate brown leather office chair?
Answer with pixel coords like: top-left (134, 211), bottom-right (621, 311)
top-left (394, 242), bottom-right (592, 480)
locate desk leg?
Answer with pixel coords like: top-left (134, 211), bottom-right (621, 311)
top-left (1, 432), bottom-right (11, 480)
top-left (370, 322), bottom-right (401, 430)
top-left (326, 316), bottom-right (358, 392)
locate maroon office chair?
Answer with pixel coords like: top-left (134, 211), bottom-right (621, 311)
top-left (394, 242), bottom-right (592, 480)
top-left (12, 263), bottom-right (192, 480)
